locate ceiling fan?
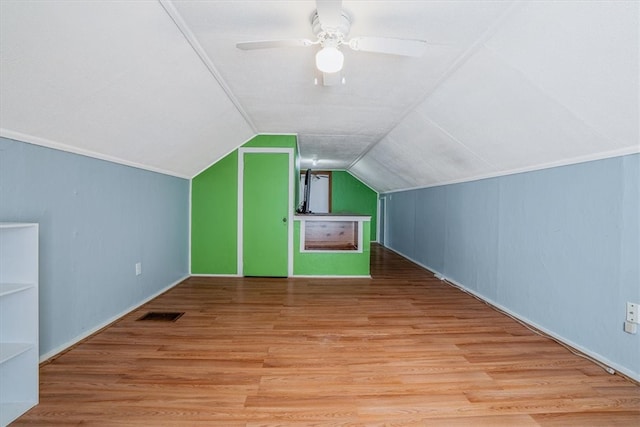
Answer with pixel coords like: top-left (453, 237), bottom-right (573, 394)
top-left (236, 0), bottom-right (428, 86)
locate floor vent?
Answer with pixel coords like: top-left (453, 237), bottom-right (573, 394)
top-left (137, 312), bottom-right (184, 322)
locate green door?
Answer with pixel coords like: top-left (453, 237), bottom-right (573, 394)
top-left (242, 152), bottom-right (290, 276)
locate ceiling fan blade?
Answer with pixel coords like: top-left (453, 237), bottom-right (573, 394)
top-left (316, 0), bottom-right (343, 31)
top-left (236, 39), bottom-right (315, 50)
top-left (348, 37), bottom-right (428, 57)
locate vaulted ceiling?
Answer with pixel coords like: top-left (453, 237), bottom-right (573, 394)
top-left (1, 1), bottom-right (638, 192)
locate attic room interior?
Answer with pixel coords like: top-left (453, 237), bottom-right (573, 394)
top-left (0, 0), bottom-right (638, 425)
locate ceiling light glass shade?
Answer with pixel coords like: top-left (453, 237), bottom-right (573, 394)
top-left (315, 46), bottom-right (344, 73)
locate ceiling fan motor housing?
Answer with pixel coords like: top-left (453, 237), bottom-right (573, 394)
top-left (311, 9), bottom-right (352, 44)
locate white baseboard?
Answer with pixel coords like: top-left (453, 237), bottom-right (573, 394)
top-left (191, 274), bottom-right (371, 279)
top-left (39, 275), bottom-right (189, 363)
top-left (382, 245), bottom-right (640, 383)
top-left (190, 273), bottom-right (241, 277)
top-left (293, 275), bottom-right (371, 279)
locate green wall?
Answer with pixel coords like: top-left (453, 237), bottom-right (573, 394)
top-left (191, 150), bottom-right (238, 274)
top-left (191, 135), bottom-right (378, 275)
top-left (293, 220), bottom-right (371, 276)
top-left (243, 134), bottom-right (297, 149)
top-left (191, 134), bottom-right (297, 274)
top-left (245, 134), bottom-right (301, 208)
top-left (331, 171), bottom-right (378, 241)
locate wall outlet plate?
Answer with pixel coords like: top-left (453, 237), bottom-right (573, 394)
top-left (626, 302), bottom-right (638, 323)
top-left (135, 262), bottom-right (142, 276)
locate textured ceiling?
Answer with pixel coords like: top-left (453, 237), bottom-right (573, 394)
top-left (1, 1), bottom-right (638, 191)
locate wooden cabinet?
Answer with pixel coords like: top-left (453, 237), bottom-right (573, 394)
top-left (0, 223), bottom-right (39, 426)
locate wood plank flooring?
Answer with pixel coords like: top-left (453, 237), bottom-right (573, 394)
top-left (15, 244), bottom-right (640, 426)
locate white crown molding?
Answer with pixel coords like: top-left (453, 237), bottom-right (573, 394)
top-left (381, 145), bottom-right (640, 195)
top-left (0, 129), bottom-right (190, 179)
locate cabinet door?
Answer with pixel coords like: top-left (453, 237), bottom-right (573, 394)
top-left (242, 152), bottom-right (290, 276)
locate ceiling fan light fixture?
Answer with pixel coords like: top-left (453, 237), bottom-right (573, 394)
top-left (315, 46), bottom-right (344, 73)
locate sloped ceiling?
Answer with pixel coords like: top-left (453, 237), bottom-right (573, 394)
top-left (0, 0), bottom-right (254, 177)
top-left (352, 1), bottom-right (640, 192)
top-left (1, 1), bottom-right (638, 191)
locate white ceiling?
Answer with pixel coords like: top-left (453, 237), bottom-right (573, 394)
top-left (1, 1), bottom-right (638, 191)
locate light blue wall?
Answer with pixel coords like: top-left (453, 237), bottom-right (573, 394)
top-left (0, 137), bottom-right (189, 358)
top-left (383, 154), bottom-right (640, 380)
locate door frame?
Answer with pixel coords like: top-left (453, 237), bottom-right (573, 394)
top-left (237, 147), bottom-right (294, 277)
top-left (378, 195), bottom-right (387, 246)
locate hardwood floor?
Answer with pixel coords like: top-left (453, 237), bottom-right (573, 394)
top-left (15, 244), bottom-right (640, 426)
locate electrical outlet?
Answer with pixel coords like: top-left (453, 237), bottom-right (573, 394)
top-left (135, 262), bottom-right (142, 276)
top-left (626, 302), bottom-right (638, 323)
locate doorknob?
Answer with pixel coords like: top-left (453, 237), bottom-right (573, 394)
top-left (282, 217), bottom-right (287, 223)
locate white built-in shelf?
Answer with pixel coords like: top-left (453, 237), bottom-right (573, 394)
top-left (0, 343), bottom-right (33, 364)
top-left (1, 403), bottom-right (35, 426)
top-left (0, 283), bottom-right (35, 298)
top-left (0, 223), bottom-right (36, 229)
top-left (0, 223), bottom-right (39, 427)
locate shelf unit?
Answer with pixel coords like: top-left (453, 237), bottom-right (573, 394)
top-left (0, 223), bottom-right (38, 427)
